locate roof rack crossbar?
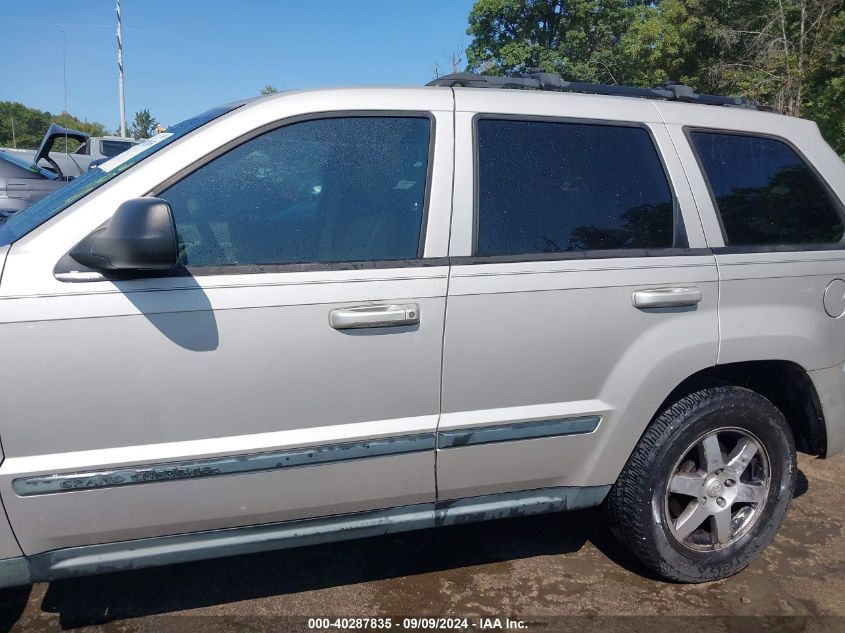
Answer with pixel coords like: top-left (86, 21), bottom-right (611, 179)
top-left (426, 72), bottom-right (763, 110)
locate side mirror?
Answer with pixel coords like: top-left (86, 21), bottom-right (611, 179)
top-left (70, 197), bottom-right (178, 271)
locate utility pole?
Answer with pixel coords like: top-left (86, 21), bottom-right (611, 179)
top-left (63, 30), bottom-right (68, 117)
top-left (9, 117), bottom-right (15, 148)
top-left (117, 0), bottom-right (127, 137)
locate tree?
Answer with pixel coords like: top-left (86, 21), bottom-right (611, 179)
top-left (463, 0), bottom-right (845, 155)
top-left (806, 10), bottom-right (845, 157)
top-left (0, 101), bottom-right (109, 150)
top-left (696, 0), bottom-right (845, 116)
top-left (433, 45), bottom-right (466, 79)
top-left (0, 102), bottom-right (51, 149)
top-left (465, 0), bottom-right (647, 82)
top-left (131, 109), bottom-right (158, 139)
top-left (615, 0), bottom-right (709, 87)
top-left (260, 84), bottom-right (280, 95)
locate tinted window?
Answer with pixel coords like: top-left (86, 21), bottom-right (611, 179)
top-left (690, 131), bottom-right (844, 246)
top-left (475, 119), bottom-right (675, 256)
top-left (159, 117), bottom-right (431, 267)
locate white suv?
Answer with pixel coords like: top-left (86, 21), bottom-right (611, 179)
top-left (0, 72), bottom-right (843, 588)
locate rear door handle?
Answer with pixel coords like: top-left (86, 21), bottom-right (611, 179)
top-left (330, 303), bottom-right (420, 329)
top-left (632, 287), bottom-right (702, 309)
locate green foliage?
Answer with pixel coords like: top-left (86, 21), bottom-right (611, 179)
top-left (260, 84), bottom-right (280, 95)
top-left (805, 10), bottom-right (845, 158)
top-left (131, 109), bottom-right (158, 140)
top-left (616, 0), bottom-right (708, 86)
top-left (466, 0), bottom-right (646, 81)
top-left (465, 0), bottom-right (845, 155)
top-left (0, 101), bottom-right (108, 151)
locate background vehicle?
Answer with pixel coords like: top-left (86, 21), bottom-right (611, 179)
top-left (0, 75), bottom-right (842, 589)
top-left (70, 135), bottom-right (140, 172)
top-left (0, 128), bottom-right (139, 217)
top-left (0, 150), bottom-right (65, 218)
top-left (0, 123), bottom-right (88, 217)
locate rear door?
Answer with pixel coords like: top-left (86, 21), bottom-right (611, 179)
top-left (0, 92), bottom-right (454, 554)
top-left (436, 91), bottom-right (720, 500)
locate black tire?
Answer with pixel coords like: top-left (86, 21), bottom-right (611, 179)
top-left (605, 386), bottom-right (797, 583)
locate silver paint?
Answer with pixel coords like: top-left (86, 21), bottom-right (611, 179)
top-left (0, 86), bottom-right (842, 581)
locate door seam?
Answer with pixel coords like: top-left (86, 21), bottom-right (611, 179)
top-left (434, 88), bottom-right (457, 501)
top-left (651, 102), bottom-right (722, 362)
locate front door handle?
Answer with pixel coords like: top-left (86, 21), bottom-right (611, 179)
top-left (330, 303), bottom-right (420, 330)
top-left (632, 287), bottom-right (702, 309)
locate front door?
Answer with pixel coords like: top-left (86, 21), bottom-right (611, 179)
top-left (0, 104), bottom-right (454, 555)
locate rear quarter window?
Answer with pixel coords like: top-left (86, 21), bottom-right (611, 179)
top-left (689, 131), bottom-right (844, 247)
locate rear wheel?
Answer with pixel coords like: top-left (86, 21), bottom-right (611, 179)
top-left (605, 386), bottom-right (796, 582)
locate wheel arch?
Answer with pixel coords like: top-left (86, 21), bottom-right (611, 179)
top-left (655, 360), bottom-right (827, 457)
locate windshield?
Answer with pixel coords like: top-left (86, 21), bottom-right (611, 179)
top-left (0, 102), bottom-right (246, 247)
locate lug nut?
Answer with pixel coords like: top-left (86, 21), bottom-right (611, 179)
top-left (717, 497), bottom-right (727, 508)
top-left (725, 479), bottom-right (735, 487)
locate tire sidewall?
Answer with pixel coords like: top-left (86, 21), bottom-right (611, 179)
top-left (645, 388), bottom-right (796, 581)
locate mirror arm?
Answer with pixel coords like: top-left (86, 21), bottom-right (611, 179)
top-left (69, 227), bottom-right (112, 270)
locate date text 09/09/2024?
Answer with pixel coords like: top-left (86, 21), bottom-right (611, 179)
top-left (307, 617), bottom-right (529, 630)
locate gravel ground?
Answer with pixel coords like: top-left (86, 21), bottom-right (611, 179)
top-left (1, 451), bottom-right (843, 633)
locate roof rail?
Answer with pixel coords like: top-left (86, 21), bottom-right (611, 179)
top-left (426, 71), bottom-right (765, 110)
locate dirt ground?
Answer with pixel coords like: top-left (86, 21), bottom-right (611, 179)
top-left (1, 451), bottom-right (843, 633)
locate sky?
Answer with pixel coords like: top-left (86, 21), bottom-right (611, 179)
top-left (1, 1), bottom-right (476, 131)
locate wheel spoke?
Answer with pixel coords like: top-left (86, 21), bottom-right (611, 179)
top-left (725, 438), bottom-right (759, 477)
top-left (735, 482), bottom-right (766, 504)
top-left (669, 473), bottom-right (705, 497)
top-left (711, 509), bottom-right (734, 544)
top-left (699, 433), bottom-right (725, 473)
top-left (673, 500), bottom-right (711, 541)
top-left (664, 426), bottom-right (771, 552)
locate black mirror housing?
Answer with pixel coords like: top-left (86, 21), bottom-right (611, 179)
top-left (70, 197), bottom-right (179, 271)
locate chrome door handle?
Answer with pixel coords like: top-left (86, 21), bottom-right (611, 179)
top-left (330, 303), bottom-right (420, 329)
top-left (632, 287), bottom-right (702, 309)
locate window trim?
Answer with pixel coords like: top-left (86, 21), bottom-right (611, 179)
top-left (153, 110), bottom-right (437, 272)
top-left (55, 111), bottom-right (439, 282)
top-left (683, 126), bottom-right (845, 253)
top-left (469, 114), bottom-right (689, 263)
top-left (53, 254), bottom-right (453, 283)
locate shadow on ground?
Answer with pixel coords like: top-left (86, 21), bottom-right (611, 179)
top-left (0, 585), bottom-right (31, 633)
top-left (0, 468), bottom-right (811, 631)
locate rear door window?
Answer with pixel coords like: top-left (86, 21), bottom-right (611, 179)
top-left (689, 131), bottom-right (844, 246)
top-left (474, 118), bottom-right (677, 257)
